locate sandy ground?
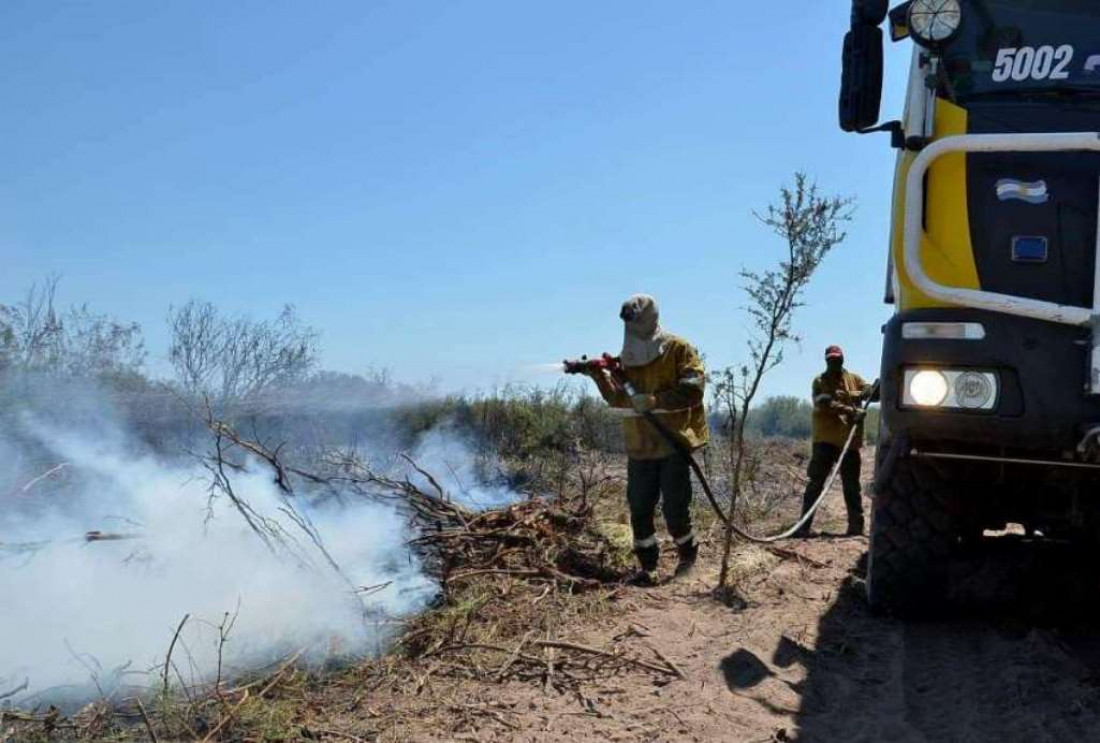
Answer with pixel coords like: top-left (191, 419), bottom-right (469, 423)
top-left (346, 469), bottom-right (1100, 742)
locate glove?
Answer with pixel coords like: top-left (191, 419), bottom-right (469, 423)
top-left (840, 407), bottom-right (865, 426)
top-left (631, 393), bottom-right (657, 413)
top-left (838, 406), bottom-right (863, 426)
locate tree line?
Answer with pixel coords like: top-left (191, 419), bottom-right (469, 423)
top-left (0, 276), bottom-right (864, 446)
top-left (0, 277), bottom-right (428, 416)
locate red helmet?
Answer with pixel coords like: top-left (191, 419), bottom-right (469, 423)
top-left (825, 345), bottom-right (844, 360)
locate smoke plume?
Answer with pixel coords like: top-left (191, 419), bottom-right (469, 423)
top-left (0, 381), bottom-right (447, 707)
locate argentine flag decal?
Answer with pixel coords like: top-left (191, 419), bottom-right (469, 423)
top-left (996, 179), bottom-right (1050, 204)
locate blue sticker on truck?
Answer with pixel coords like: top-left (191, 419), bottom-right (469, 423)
top-left (1011, 236), bottom-right (1049, 263)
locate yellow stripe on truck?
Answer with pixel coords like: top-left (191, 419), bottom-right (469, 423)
top-left (892, 99), bottom-right (982, 310)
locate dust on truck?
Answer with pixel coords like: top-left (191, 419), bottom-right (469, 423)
top-left (841, 0), bottom-right (1100, 614)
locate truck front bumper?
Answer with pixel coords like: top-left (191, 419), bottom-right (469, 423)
top-left (881, 308), bottom-right (1100, 453)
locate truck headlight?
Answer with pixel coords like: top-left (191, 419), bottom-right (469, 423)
top-left (907, 369), bottom-right (948, 406)
top-left (902, 368), bottom-right (998, 410)
top-left (953, 371), bottom-right (995, 409)
top-left (907, 0), bottom-right (962, 48)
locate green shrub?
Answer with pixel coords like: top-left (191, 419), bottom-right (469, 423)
top-left (745, 396), bottom-right (813, 439)
top-left (391, 383), bottom-right (622, 463)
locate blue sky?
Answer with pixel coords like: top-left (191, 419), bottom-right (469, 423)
top-left (1, 1), bottom-right (913, 398)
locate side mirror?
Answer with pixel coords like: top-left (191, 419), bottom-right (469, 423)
top-left (839, 24), bottom-right (884, 132)
top-left (851, 0), bottom-right (888, 26)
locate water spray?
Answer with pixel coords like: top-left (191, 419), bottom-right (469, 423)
top-left (526, 362), bottom-right (568, 374)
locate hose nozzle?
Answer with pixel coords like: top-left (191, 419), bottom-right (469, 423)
top-left (562, 353), bottom-right (621, 375)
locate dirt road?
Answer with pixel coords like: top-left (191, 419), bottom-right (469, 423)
top-left (392, 496), bottom-right (1100, 742)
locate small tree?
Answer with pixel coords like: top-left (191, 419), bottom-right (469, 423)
top-left (0, 276), bottom-right (146, 381)
top-left (715, 172), bottom-right (853, 590)
top-left (168, 300), bottom-right (318, 416)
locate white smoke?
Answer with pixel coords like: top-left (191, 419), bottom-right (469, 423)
top-left (0, 411), bottom-right (435, 706)
top-left (408, 427), bottom-right (518, 510)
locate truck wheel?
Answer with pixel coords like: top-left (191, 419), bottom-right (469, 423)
top-left (867, 452), bottom-right (957, 616)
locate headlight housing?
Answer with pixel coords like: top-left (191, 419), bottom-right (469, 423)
top-left (907, 0), bottom-right (963, 48)
top-left (902, 368), bottom-right (998, 410)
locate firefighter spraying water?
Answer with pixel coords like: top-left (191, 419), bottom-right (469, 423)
top-left (565, 295), bottom-right (707, 584)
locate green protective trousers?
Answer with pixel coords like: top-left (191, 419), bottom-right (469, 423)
top-left (626, 454), bottom-right (696, 571)
top-left (799, 442), bottom-right (863, 532)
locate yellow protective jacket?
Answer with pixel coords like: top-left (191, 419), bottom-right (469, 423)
top-left (811, 370), bottom-right (871, 449)
top-left (596, 335), bottom-right (709, 460)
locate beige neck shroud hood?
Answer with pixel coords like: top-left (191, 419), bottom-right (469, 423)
top-left (620, 294), bottom-right (670, 368)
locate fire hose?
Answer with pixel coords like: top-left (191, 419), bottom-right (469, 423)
top-left (564, 354), bottom-right (878, 544)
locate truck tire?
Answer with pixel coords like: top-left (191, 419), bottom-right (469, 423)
top-left (867, 452), bottom-right (957, 616)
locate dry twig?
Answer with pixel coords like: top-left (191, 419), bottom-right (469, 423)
top-left (135, 698), bottom-right (158, 743)
top-left (162, 614), bottom-right (190, 696)
top-left (534, 640), bottom-right (680, 678)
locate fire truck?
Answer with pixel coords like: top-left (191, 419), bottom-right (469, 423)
top-left (840, 0), bottom-right (1100, 614)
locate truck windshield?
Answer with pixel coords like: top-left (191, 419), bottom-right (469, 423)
top-left (942, 0), bottom-right (1100, 100)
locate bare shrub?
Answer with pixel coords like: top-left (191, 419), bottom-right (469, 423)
top-left (0, 276), bottom-right (146, 381)
top-left (167, 300), bottom-right (318, 415)
top-left (713, 172), bottom-right (854, 588)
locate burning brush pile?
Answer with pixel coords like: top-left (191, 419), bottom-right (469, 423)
top-left (2, 417), bottom-right (662, 741)
top-left (208, 420), bottom-right (628, 597)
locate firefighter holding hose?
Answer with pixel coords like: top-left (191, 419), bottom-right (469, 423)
top-left (795, 345), bottom-right (875, 538)
top-left (578, 294), bottom-right (708, 585)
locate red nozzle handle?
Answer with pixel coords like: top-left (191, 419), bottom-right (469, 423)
top-left (562, 354), bottom-right (621, 375)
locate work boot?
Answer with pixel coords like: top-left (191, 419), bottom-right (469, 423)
top-left (628, 569), bottom-right (657, 587)
top-left (634, 544), bottom-right (659, 573)
top-left (674, 540), bottom-right (698, 577)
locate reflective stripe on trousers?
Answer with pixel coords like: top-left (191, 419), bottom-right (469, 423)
top-left (626, 454), bottom-right (694, 552)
